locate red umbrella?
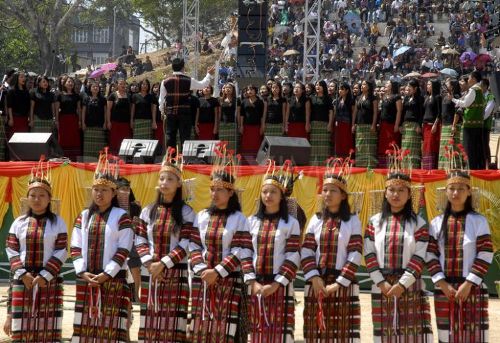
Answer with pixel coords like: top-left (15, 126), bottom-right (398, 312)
top-left (421, 72), bottom-right (439, 78)
top-left (475, 53), bottom-right (492, 64)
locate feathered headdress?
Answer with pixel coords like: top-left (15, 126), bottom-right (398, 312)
top-left (28, 155), bottom-right (52, 195)
top-left (322, 153), bottom-right (354, 193)
top-left (385, 143), bottom-right (412, 189)
top-left (93, 147), bottom-right (119, 189)
top-left (443, 139), bottom-right (470, 187)
top-left (210, 141), bottom-right (240, 190)
top-left (262, 159), bottom-right (298, 194)
top-left (159, 147), bottom-right (183, 180)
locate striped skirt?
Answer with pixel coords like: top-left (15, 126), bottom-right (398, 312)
top-left (401, 122), bottom-right (422, 169)
top-left (72, 276), bottom-right (131, 343)
top-left (303, 274), bottom-right (360, 342)
top-left (355, 124), bottom-right (378, 168)
top-left (240, 124), bottom-right (262, 154)
top-left (310, 121), bottom-right (331, 166)
top-left (422, 122), bottom-right (441, 170)
top-left (32, 118), bottom-right (54, 133)
top-left (59, 114), bottom-right (81, 160)
top-left (287, 122), bottom-right (308, 139)
top-left (133, 119), bottom-right (153, 139)
top-left (197, 122), bottom-right (216, 140)
top-left (83, 127), bottom-right (107, 159)
top-left (434, 281), bottom-right (489, 343)
top-left (218, 122), bottom-right (238, 151)
top-left (334, 121), bottom-right (353, 158)
top-left (264, 123), bottom-right (284, 137)
top-left (377, 121), bottom-right (401, 168)
top-left (109, 121), bottom-right (132, 155)
top-left (438, 124), bottom-right (461, 170)
top-left (138, 264), bottom-right (189, 343)
top-left (191, 273), bottom-right (248, 343)
top-left (248, 281), bottom-right (294, 343)
top-left (10, 277), bottom-right (63, 343)
top-left (371, 275), bottom-right (433, 343)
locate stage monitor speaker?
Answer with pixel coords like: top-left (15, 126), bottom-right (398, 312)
top-left (182, 140), bottom-right (221, 164)
top-left (8, 132), bottom-right (64, 161)
top-left (119, 139), bottom-right (160, 164)
top-left (489, 72), bottom-right (500, 105)
top-left (256, 136), bottom-right (311, 166)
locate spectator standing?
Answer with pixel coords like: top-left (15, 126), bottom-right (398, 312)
top-left (238, 85), bottom-right (266, 157)
top-left (29, 76), bottom-right (55, 133)
top-left (131, 79), bottom-right (157, 139)
top-left (265, 81), bottom-right (287, 137)
top-left (422, 80), bottom-right (442, 170)
top-left (6, 71), bottom-right (30, 137)
top-left (286, 82), bottom-right (310, 139)
top-left (309, 80), bottom-right (334, 165)
top-left (401, 79), bottom-right (424, 168)
top-left (482, 79), bottom-right (496, 168)
top-left (195, 85), bottom-right (220, 140)
top-left (378, 80), bottom-right (403, 167)
top-left (438, 79), bottom-right (462, 170)
top-left (81, 82), bottom-right (107, 158)
top-left (106, 79), bottom-right (132, 155)
top-left (353, 80), bottom-right (378, 168)
top-left (333, 82), bottom-right (355, 158)
top-left (55, 77), bottom-right (81, 160)
top-left (218, 83), bottom-right (238, 151)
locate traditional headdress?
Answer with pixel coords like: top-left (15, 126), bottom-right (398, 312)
top-left (210, 141), bottom-right (240, 190)
top-left (322, 154), bottom-right (354, 193)
top-left (93, 148), bottom-right (119, 189)
top-left (443, 140), bottom-right (470, 187)
top-left (385, 143), bottom-right (412, 189)
top-left (28, 156), bottom-right (52, 195)
top-left (262, 159), bottom-right (296, 194)
top-left (159, 147), bottom-right (183, 180)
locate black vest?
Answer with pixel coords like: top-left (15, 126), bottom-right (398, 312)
top-left (163, 74), bottom-right (191, 117)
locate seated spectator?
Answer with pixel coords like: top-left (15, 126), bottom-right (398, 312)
top-left (202, 38), bottom-right (214, 54)
top-left (143, 56), bottom-right (153, 72)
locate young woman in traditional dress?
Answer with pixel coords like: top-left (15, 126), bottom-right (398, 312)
top-left (333, 83), bottom-right (355, 159)
top-left (422, 80), bottom-right (442, 170)
top-left (401, 79), bottom-right (424, 169)
top-left (55, 76), bottom-right (82, 160)
top-left (427, 167), bottom-right (493, 342)
top-left (131, 79), bottom-right (157, 139)
top-left (309, 80), bottom-right (334, 165)
top-left (134, 149), bottom-right (195, 342)
top-left (29, 75), bottom-right (56, 133)
top-left (437, 80), bottom-right (462, 170)
top-left (238, 84), bottom-right (266, 157)
top-left (264, 81), bottom-right (287, 137)
top-left (107, 79), bottom-right (132, 155)
top-left (218, 82), bottom-right (238, 151)
top-left (195, 85), bottom-right (221, 140)
top-left (364, 149), bottom-right (433, 342)
top-left (301, 158), bottom-right (363, 342)
top-left (286, 82), bottom-right (311, 139)
top-left (70, 150), bottom-right (134, 342)
top-left (5, 160), bottom-right (67, 342)
top-left (6, 71), bottom-right (30, 136)
top-left (82, 82), bottom-right (107, 158)
top-left (352, 80), bottom-right (378, 168)
top-left (377, 80), bottom-right (402, 167)
top-left (190, 147), bottom-right (254, 342)
top-left (247, 162), bottom-right (301, 342)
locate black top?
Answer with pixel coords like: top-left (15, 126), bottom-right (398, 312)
top-left (132, 93), bottom-right (156, 120)
top-left (380, 95), bottom-right (399, 123)
top-left (288, 96), bottom-right (309, 123)
top-left (7, 88), bottom-right (30, 116)
top-left (355, 95), bottom-right (375, 124)
top-left (83, 96), bottom-right (106, 127)
top-left (423, 95), bottom-right (442, 123)
top-left (240, 97), bottom-right (264, 125)
top-left (30, 89), bottom-right (54, 120)
top-left (310, 95), bottom-right (333, 122)
top-left (334, 97), bottom-right (353, 123)
top-left (198, 97), bottom-right (220, 124)
top-left (266, 96), bottom-right (285, 124)
top-left (57, 93), bottom-right (80, 115)
top-left (441, 96), bottom-right (457, 125)
top-left (220, 97), bottom-right (237, 123)
top-left (108, 92), bottom-right (131, 122)
top-left (189, 95), bottom-right (200, 125)
top-left (402, 95), bottom-right (423, 124)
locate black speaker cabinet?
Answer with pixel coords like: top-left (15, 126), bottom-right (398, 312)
top-left (182, 140), bottom-right (221, 164)
top-left (119, 139), bottom-right (160, 164)
top-left (256, 136), bottom-right (311, 166)
top-left (8, 132), bottom-right (64, 161)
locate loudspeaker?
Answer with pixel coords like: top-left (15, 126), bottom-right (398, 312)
top-left (8, 132), bottom-right (64, 161)
top-left (489, 72), bottom-right (500, 104)
top-left (118, 139), bottom-right (160, 164)
top-left (182, 140), bottom-right (221, 164)
top-left (256, 136), bottom-right (311, 166)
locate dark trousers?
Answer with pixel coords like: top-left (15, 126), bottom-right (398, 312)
top-left (463, 127), bottom-right (485, 169)
top-left (166, 114), bottom-right (192, 150)
top-left (483, 128), bottom-right (491, 166)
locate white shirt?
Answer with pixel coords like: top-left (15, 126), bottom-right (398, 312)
top-left (453, 82), bottom-right (481, 108)
top-left (158, 72), bottom-right (213, 113)
top-left (484, 91), bottom-right (496, 120)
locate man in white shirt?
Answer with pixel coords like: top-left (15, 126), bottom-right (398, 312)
top-left (482, 78), bottom-right (496, 168)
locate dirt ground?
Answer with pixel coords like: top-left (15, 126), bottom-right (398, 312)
top-left (0, 284), bottom-right (499, 342)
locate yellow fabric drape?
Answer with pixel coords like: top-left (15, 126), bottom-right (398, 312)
top-left (0, 177), bottom-right (10, 228)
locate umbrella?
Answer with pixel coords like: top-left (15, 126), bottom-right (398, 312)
top-left (421, 72), bottom-right (439, 78)
top-left (441, 47), bottom-right (459, 55)
top-left (74, 68), bottom-right (89, 76)
top-left (26, 71), bottom-right (38, 77)
top-left (393, 46), bottom-right (411, 58)
top-left (460, 51), bottom-right (477, 63)
top-left (283, 49), bottom-right (300, 56)
top-left (475, 53), bottom-right (492, 64)
top-left (343, 11), bottom-right (361, 32)
top-left (403, 71), bottom-right (421, 79)
top-left (89, 62), bottom-right (117, 78)
top-left (439, 68), bottom-right (459, 77)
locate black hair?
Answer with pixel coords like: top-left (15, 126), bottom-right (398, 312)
top-left (138, 79), bottom-right (151, 93)
top-left (23, 188), bottom-right (57, 223)
top-left (361, 80), bottom-right (375, 98)
top-left (317, 175), bottom-right (352, 221)
top-left (255, 185), bottom-right (289, 223)
top-left (149, 187), bottom-right (185, 232)
top-left (447, 79), bottom-right (461, 98)
top-left (470, 70), bottom-right (482, 84)
top-left (389, 81), bottom-right (400, 96)
top-left (481, 78), bottom-right (490, 88)
top-left (427, 79), bottom-right (441, 97)
top-left (380, 173), bottom-right (417, 224)
top-left (207, 174), bottom-right (241, 215)
top-left (11, 71), bottom-right (27, 91)
top-left (172, 58), bottom-right (185, 72)
top-left (408, 78), bottom-right (422, 97)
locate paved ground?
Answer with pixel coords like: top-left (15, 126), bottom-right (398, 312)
top-left (1, 284), bottom-right (499, 342)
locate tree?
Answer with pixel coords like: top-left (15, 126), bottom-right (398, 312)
top-left (0, 16), bottom-right (39, 72)
top-left (0, 0), bottom-right (83, 75)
